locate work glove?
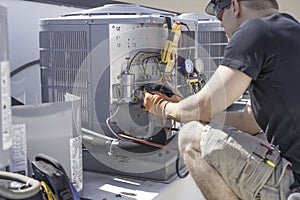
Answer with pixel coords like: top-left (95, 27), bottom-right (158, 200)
top-left (142, 89), bottom-right (181, 119)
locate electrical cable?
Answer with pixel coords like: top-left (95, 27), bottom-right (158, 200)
top-left (106, 106), bottom-right (124, 141)
top-left (106, 98), bottom-right (128, 141)
top-left (10, 59), bottom-right (40, 77)
top-left (141, 55), bottom-right (161, 66)
top-left (40, 181), bottom-right (57, 200)
top-left (0, 171), bottom-right (40, 199)
top-left (119, 132), bottom-right (189, 179)
top-left (128, 51), bottom-right (160, 70)
top-left (118, 133), bottom-right (178, 151)
top-left (180, 22), bottom-right (192, 57)
top-left (163, 120), bottom-right (176, 134)
top-left (148, 86), bottom-right (184, 100)
top-left (176, 153), bottom-right (189, 178)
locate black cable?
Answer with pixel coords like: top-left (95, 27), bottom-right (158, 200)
top-left (165, 17), bottom-right (172, 36)
top-left (176, 153), bottom-right (189, 178)
top-left (10, 60), bottom-right (40, 77)
top-left (179, 22), bottom-right (192, 58)
top-left (141, 55), bottom-right (161, 67)
top-left (128, 51), bottom-right (160, 70)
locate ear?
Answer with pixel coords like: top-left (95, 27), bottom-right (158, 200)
top-left (231, 0), bottom-right (240, 17)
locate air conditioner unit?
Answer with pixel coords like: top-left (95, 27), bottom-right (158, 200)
top-left (39, 5), bottom-right (227, 181)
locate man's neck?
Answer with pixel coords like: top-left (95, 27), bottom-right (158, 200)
top-left (244, 8), bottom-right (279, 20)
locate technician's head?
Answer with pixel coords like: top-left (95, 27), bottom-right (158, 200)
top-left (205, 0), bottom-right (279, 38)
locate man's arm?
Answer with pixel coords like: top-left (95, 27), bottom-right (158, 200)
top-left (213, 101), bottom-right (262, 134)
top-left (165, 65), bottom-right (252, 123)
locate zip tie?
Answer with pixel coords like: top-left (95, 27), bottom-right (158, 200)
top-left (108, 139), bottom-right (119, 156)
top-left (25, 178), bottom-right (34, 187)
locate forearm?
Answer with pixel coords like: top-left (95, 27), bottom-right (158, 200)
top-left (212, 111), bottom-right (246, 131)
top-left (163, 66), bottom-right (253, 124)
top-left (164, 94), bottom-right (207, 123)
top-left (212, 109), bottom-right (262, 135)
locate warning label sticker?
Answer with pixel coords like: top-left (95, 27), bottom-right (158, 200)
top-left (10, 124), bottom-right (27, 175)
top-left (70, 135), bottom-right (83, 192)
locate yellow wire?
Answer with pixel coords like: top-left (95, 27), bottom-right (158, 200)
top-left (40, 181), bottom-right (57, 200)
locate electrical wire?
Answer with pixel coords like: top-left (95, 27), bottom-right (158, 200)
top-left (10, 60), bottom-right (40, 77)
top-left (180, 22), bottom-right (192, 58)
top-left (118, 133), bottom-right (178, 151)
top-left (119, 132), bottom-right (189, 179)
top-left (0, 171), bottom-right (41, 199)
top-left (176, 153), bottom-right (189, 178)
top-left (128, 51), bottom-right (160, 70)
top-left (149, 86), bottom-right (184, 100)
top-left (106, 106), bottom-right (123, 141)
top-left (106, 98), bottom-right (127, 141)
top-left (163, 120), bottom-right (176, 134)
top-left (141, 55), bottom-right (160, 66)
top-left (40, 181), bottom-right (57, 200)
top-left (116, 79), bottom-right (164, 90)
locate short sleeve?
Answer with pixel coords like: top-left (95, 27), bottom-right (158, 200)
top-left (220, 19), bottom-right (277, 80)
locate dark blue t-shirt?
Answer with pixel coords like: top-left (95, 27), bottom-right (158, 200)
top-left (221, 13), bottom-right (300, 186)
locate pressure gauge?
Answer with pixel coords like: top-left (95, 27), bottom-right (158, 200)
top-left (194, 58), bottom-right (205, 73)
top-left (184, 58), bottom-right (194, 74)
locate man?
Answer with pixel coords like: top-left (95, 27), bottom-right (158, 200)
top-left (143, 0), bottom-right (300, 199)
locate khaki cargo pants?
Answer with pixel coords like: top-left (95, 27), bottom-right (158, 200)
top-left (198, 121), bottom-right (295, 200)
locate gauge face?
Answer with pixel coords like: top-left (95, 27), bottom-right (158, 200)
top-left (184, 58), bottom-right (194, 74)
top-left (194, 58), bottom-right (205, 73)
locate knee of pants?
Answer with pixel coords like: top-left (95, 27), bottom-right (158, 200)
top-left (178, 121), bottom-right (204, 154)
top-left (288, 193), bottom-right (300, 200)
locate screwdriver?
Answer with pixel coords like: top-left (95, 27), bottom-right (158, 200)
top-left (252, 152), bottom-right (276, 167)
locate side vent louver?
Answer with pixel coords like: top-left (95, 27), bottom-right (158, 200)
top-left (198, 24), bottom-right (227, 80)
top-left (40, 30), bottom-right (89, 126)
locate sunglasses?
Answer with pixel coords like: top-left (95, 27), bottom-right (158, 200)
top-left (205, 0), bottom-right (232, 21)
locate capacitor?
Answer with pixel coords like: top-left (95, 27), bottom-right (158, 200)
top-left (120, 71), bottom-right (135, 103)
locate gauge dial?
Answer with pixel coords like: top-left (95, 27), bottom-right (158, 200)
top-left (194, 58), bottom-right (205, 73)
top-left (184, 58), bottom-right (194, 74)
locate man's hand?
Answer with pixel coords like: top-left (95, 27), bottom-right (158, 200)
top-left (142, 90), bottom-right (181, 118)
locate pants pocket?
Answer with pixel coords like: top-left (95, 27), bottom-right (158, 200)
top-left (256, 158), bottom-right (294, 200)
top-left (259, 185), bottom-right (280, 200)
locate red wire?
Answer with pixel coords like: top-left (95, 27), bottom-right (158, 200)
top-left (118, 133), bottom-right (178, 151)
top-left (164, 121), bottom-right (176, 133)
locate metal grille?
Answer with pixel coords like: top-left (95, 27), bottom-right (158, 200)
top-left (198, 24), bottom-right (227, 80)
top-left (40, 31), bottom-right (88, 49)
top-left (40, 30), bottom-right (89, 126)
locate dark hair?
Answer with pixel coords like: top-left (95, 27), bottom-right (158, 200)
top-left (240, 0), bottom-right (279, 10)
